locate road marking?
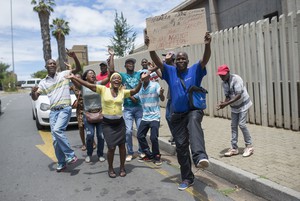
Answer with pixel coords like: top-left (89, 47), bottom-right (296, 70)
top-left (36, 130), bottom-right (57, 162)
top-left (144, 162), bottom-right (209, 201)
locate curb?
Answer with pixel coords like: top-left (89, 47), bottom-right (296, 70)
top-left (135, 130), bottom-right (300, 201)
top-left (207, 158), bottom-right (300, 201)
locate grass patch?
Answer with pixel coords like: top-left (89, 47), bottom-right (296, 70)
top-left (218, 188), bottom-right (237, 196)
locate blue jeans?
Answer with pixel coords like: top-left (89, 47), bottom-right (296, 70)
top-left (171, 110), bottom-right (208, 182)
top-left (231, 110), bottom-right (252, 149)
top-left (123, 106), bottom-right (143, 155)
top-left (49, 106), bottom-right (75, 165)
top-left (137, 120), bottom-right (160, 158)
top-left (83, 115), bottom-right (104, 157)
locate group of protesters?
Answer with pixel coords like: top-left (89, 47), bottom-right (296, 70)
top-left (31, 32), bottom-right (254, 191)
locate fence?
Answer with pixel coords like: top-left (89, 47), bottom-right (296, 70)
top-left (86, 11), bottom-right (300, 131)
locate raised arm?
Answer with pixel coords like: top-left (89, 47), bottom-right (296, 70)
top-left (148, 62), bottom-right (162, 79)
top-left (65, 74), bottom-right (97, 92)
top-left (130, 73), bottom-right (149, 96)
top-left (200, 32), bottom-right (212, 68)
top-left (107, 47), bottom-right (116, 73)
top-left (66, 48), bottom-right (81, 74)
top-left (145, 35), bottom-right (164, 72)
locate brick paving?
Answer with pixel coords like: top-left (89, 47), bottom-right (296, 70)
top-left (158, 108), bottom-right (300, 193)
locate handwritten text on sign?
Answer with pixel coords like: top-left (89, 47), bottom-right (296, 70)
top-left (146, 8), bottom-right (207, 51)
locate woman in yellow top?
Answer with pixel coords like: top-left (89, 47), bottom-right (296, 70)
top-left (66, 71), bottom-right (148, 178)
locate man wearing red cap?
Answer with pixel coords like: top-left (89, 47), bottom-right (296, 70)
top-left (216, 64), bottom-right (254, 157)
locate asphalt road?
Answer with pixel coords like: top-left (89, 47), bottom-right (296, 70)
top-left (0, 91), bottom-right (266, 201)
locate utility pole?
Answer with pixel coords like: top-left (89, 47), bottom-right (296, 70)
top-left (10, 0), bottom-right (15, 73)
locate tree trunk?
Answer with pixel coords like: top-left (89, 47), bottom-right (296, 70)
top-left (57, 35), bottom-right (66, 71)
top-left (38, 11), bottom-right (52, 63)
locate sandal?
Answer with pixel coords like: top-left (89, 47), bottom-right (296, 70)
top-left (81, 145), bottom-right (86, 151)
top-left (108, 170), bottom-right (116, 178)
top-left (119, 169), bottom-right (126, 177)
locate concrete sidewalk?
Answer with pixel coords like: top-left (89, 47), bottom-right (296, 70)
top-left (156, 107), bottom-right (300, 201)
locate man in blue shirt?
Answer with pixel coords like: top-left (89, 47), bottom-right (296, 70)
top-left (145, 32), bottom-right (212, 190)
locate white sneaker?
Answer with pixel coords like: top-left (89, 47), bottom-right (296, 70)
top-left (243, 147), bottom-right (254, 157)
top-left (138, 153), bottom-right (146, 158)
top-left (224, 148), bottom-right (239, 157)
top-left (85, 156), bottom-right (91, 163)
top-left (196, 158), bottom-right (209, 169)
top-left (99, 156), bottom-right (106, 162)
top-left (126, 155), bottom-right (133, 162)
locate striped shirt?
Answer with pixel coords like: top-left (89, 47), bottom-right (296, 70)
top-left (135, 81), bottom-right (161, 121)
top-left (222, 74), bottom-right (252, 113)
top-left (37, 70), bottom-right (71, 109)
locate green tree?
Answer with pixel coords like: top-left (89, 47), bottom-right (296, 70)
top-left (110, 11), bottom-right (137, 57)
top-left (31, 0), bottom-right (55, 62)
top-left (31, 69), bottom-right (48, 79)
top-left (50, 18), bottom-right (70, 71)
top-left (0, 62), bottom-right (16, 91)
top-left (0, 62), bottom-right (10, 81)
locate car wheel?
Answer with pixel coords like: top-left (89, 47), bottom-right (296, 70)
top-left (35, 114), bottom-right (44, 130)
top-left (32, 109), bottom-right (36, 120)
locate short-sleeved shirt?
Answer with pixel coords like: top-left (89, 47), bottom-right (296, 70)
top-left (162, 62), bottom-right (207, 113)
top-left (135, 81), bottom-right (161, 121)
top-left (96, 72), bottom-right (110, 87)
top-left (222, 74), bottom-right (252, 113)
top-left (82, 81), bottom-right (102, 111)
top-left (37, 70), bottom-right (72, 109)
top-left (96, 85), bottom-right (131, 116)
top-left (119, 72), bottom-right (141, 107)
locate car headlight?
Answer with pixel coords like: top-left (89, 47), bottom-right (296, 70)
top-left (40, 103), bottom-right (50, 111)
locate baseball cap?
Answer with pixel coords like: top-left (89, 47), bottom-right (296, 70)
top-left (99, 61), bottom-right (107, 66)
top-left (125, 58), bottom-right (136, 64)
top-left (217, 64), bottom-right (230, 75)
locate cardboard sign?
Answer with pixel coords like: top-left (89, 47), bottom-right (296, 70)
top-left (146, 8), bottom-right (207, 51)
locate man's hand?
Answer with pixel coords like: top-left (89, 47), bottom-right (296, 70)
top-left (160, 87), bottom-right (164, 95)
top-left (204, 32), bottom-right (211, 45)
top-left (216, 101), bottom-right (226, 110)
top-left (64, 62), bottom-right (72, 70)
top-left (108, 47), bottom-right (115, 56)
top-left (31, 86), bottom-right (38, 94)
top-left (66, 48), bottom-right (76, 58)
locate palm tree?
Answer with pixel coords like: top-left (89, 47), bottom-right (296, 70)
top-left (50, 18), bottom-right (70, 71)
top-left (31, 0), bottom-right (55, 63)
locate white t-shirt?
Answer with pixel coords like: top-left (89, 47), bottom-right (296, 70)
top-left (222, 74), bottom-right (252, 113)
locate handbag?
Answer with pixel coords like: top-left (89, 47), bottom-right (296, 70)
top-left (72, 91), bottom-right (80, 109)
top-left (177, 73), bottom-right (208, 110)
top-left (85, 109), bottom-right (103, 123)
top-left (188, 86), bottom-right (208, 110)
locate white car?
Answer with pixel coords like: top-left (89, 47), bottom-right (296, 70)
top-left (31, 92), bottom-right (78, 130)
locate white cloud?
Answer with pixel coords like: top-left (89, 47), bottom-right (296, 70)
top-left (0, 0), bottom-right (184, 80)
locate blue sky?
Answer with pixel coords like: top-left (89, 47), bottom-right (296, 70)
top-left (0, 0), bottom-right (184, 80)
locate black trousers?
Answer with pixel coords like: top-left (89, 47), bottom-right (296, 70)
top-left (137, 120), bottom-right (160, 158)
top-left (171, 109), bottom-right (208, 182)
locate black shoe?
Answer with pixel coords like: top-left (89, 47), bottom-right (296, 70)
top-left (154, 154), bottom-right (162, 166)
top-left (138, 156), bottom-right (153, 163)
